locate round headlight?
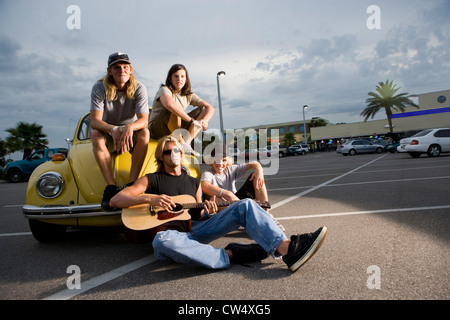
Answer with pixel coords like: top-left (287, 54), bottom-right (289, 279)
top-left (36, 172), bottom-right (64, 199)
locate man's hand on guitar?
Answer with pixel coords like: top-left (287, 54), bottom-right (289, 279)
top-left (202, 195), bottom-right (218, 218)
top-left (150, 194), bottom-right (176, 211)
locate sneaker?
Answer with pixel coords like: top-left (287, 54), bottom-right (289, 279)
top-left (225, 243), bottom-right (268, 264)
top-left (282, 226), bottom-right (327, 272)
top-left (101, 185), bottom-right (121, 211)
top-left (181, 142), bottom-right (200, 157)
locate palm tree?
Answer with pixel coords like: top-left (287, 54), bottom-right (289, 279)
top-left (5, 122), bottom-right (48, 158)
top-left (282, 132), bottom-right (296, 147)
top-left (361, 80), bottom-right (419, 133)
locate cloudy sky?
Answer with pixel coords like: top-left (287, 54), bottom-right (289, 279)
top-left (0, 0), bottom-right (449, 152)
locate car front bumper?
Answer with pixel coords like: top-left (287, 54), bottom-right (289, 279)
top-left (23, 204), bottom-right (121, 220)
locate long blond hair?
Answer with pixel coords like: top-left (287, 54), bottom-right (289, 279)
top-left (155, 136), bottom-right (184, 172)
top-left (100, 70), bottom-right (138, 101)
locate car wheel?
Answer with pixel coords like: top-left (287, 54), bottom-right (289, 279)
top-left (279, 152), bottom-right (283, 158)
top-left (349, 149), bottom-right (356, 156)
top-left (29, 219), bottom-right (67, 242)
top-left (8, 169), bottom-right (23, 183)
top-left (427, 145), bottom-right (441, 157)
top-left (375, 147), bottom-right (383, 154)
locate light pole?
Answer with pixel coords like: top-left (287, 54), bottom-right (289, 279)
top-left (216, 71), bottom-right (226, 137)
top-left (302, 105), bottom-right (308, 144)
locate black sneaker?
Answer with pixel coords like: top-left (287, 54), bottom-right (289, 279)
top-left (101, 185), bottom-right (121, 211)
top-left (283, 226), bottom-right (327, 272)
top-left (225, 243), bottom-right (268, 264)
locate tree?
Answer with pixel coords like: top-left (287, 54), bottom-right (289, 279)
top-left (282, 132), bottom-right (296, 147)
top-left (0, 139), bottom-right (7, 167)
top-left (309, 118), bottom-right (328, 128)
top-left (361, 80), bottom-right (419, 133)
top-left (5, 122), bottom-right (48, 158)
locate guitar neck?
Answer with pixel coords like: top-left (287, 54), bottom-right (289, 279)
top-left (182, 199), bottom-right (270, 209)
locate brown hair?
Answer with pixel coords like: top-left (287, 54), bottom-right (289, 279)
top-left (163, 64), bottom-right (192, 96)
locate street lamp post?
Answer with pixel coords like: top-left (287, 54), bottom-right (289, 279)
top-left (302, 105), bottom-right (308, 144)
top-left (216, 71), bottom-right (226, 137)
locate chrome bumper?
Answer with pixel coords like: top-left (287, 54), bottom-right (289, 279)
top-left (23, 204), bottom-right (121, 219)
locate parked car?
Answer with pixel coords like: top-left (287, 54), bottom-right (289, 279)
top-left (5, 148), bottom-right (68, 182)
top-left (397, 128), bottom-right (450, 158)
top-left (290, 144), bottom-right (309, 155)
top-left (22, 113), bottom-right (200, 242)
top-left (365, 138), bottom-right (389, 149)
top-left (285, 146), bottom-right (302, 156)
top-left (228, 147), bottom-right (240, 160)
top-left (337, 139), bottom-right (384, 156)
top-left (243, 148), bottom-right (270, 160)
top-left (271, 144), bottom-right (288, 157)
top-left (386, 142), bottom-right (400, 153)
top-left (281, 144), bottom-right (308, 156)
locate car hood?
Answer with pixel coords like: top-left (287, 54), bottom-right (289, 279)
top-left (68, 140), bottom-right (160, 204)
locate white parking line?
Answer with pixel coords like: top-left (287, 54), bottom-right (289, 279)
top-left (0, 232), bottom-right (32, 237)
top-left (276, 204), bottom-right (450, 220)
top-left (268, 175), bottom-right (450, 191)
top-left (270, 154), bottom-right (387, 209)
top-left (43, 255), bottom-right (158, 300)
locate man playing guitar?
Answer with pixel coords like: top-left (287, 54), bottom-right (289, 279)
top-left (110, 135), bottom-right (327, 272)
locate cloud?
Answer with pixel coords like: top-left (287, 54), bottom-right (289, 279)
top-left (0, 0), bottom-right (449, 152)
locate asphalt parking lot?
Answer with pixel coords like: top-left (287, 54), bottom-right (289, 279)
top-left (0, 151), bottom-right (449, 303)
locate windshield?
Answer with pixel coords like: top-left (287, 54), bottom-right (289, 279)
top-left (411, 129), bottom-right (433, 137)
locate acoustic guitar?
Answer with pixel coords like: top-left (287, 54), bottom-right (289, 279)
top-left (122, 194), bottom-right (271, 231)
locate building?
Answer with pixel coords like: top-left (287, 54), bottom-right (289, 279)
top-left (236, 89), bottom-right (449, 149)
top-left (310, 89), bottom-right (450, 142)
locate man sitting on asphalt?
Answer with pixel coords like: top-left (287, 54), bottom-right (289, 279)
top-left (110, 135), bottom-right (327, 271)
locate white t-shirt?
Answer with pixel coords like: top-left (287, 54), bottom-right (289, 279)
top-left (200, 164), bottom-right (247, 193)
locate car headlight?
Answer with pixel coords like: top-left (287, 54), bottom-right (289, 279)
top-left (36, 172), bottom-right (64, 199)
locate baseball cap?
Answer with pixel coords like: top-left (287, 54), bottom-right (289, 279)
top-left (107, 52), bottom-right (131, 67)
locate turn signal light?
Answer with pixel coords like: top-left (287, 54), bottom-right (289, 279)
top-left (52, 153), bottom-right (66, 161)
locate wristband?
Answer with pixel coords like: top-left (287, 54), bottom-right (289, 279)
top-left (189, 118), bottom-right (194, 124)
top-left (219, 189), bottom-right (223, 197)
top-left (110, 126), bottom-right (118, 134)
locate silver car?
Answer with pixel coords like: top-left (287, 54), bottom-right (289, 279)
top-left (338, 139), bottom-right (384, 156)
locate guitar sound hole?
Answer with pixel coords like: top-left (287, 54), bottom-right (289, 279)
top-left (172, 203), bottom-right (183, 212)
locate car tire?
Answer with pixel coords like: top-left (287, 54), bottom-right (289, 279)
top-left (8, 169), bottom-right (23, 183)
top-left (29, 219), bottom-right (67, 242)
top-left (427, 145), bottom-right (441, 157)
top-left (375, 147), bottom-right (383, 154)
top-left (349, 149), bottom-right (356, 156)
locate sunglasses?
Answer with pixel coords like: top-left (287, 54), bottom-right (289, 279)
top-left (162, 147), bottom-right (181, 155)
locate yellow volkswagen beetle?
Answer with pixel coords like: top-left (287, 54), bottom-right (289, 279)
top-left (22, 113), bottom-right (200, 242)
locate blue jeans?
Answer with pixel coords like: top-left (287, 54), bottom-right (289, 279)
top-left (152, 198), bottom-right (288, 269)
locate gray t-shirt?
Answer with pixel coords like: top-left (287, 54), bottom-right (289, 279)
top-left (200, 164), bottom-right (247, 193)
top-left (90, 81), bottom-right (149, 125)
